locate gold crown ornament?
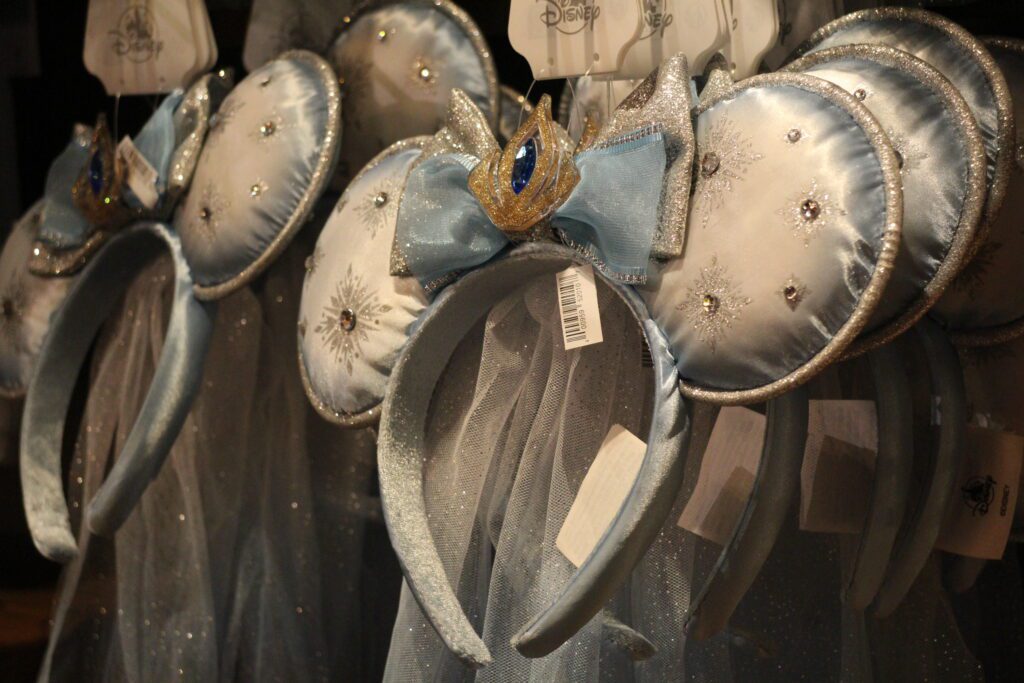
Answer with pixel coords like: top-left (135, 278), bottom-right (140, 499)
top-left (71, 114), bottom-right (125, 226)
top-left (468, 94), bottom-right (593, 236)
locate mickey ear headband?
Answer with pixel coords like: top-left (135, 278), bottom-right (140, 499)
top-left (293, 47), bottom-right (901, 665)
top-left (20, 51), bottom-right (341, 559)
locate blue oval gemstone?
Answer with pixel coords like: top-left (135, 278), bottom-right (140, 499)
top-left (88, 151), bottom-right (104, 195)
top-left (511, 138), bottom-right (537, 195)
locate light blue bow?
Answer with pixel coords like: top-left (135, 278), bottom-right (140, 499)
top-left (395, 127), bottom-right (667, 291)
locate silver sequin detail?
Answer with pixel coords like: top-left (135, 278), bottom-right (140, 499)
top-left (677, 256), bottom-right (750, 352)
top-left (778, 179), bottom-right (846, 245)
top-left (693, 116), bottom-right (764, 230)
top-left (779, 275), bottom-right (809, 311)
top-left (315, 265), bottom-right (392, 374)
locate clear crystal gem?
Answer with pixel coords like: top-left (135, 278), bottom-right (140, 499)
top-left (854, 88), bottom-right (867, 101)
top-left (783, 285), bottom-right (798, 301)
top-left (199, 206), bottom-right (212, 221)
top-left (700, 151), bottom-right (721, 177)
top-left (511, 138), bottom-right (537, 195)
top-left (260, 121), bottom-right (276, 137)
top-left (801, 199), bottom-right (820, 221)
top-left (377, 29), bottom-right (388, 41)
top-left (338, 308), bottom-right (356, 331)
top-left (374, 192), bottom-right (388, 208)
top-left (419, 66), bottom-right (432, 81)
top-left (787, 128), bottom-right (801, 143)
top-left (701, 294), bottom-right (719, 315)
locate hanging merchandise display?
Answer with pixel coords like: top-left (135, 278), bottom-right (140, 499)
top-left (5, 1), bottom-right (1024, 682)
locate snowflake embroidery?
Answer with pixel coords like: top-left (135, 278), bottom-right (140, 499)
top-left (777, 179), bottom-right (846, 246)
top-left (692, 117), bottom-right (764, 229)
top-left (677, 256), bottom-right (751, 352)
top-left (315, 265), bottom-right (392, 374)
top-left (355, 183), bottom-right (397, 239)
top-left (187, 183), bottom-right (230, 242)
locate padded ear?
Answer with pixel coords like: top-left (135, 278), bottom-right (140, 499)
top-left (932, 38), bottom-right (1024, 345)
top-left (176, 51), bottom-right (341, 300)
top-left (798, 7), bottom-right (1013, 231)
top-left (643, 72), bottom-right (902, 404)
top-left (298, 139), bottom-right (429, 426)
top-left (328, 0), bottom-right (498, 183)
top-left (786, 45), bottom-right (986, 354)
top-left (0, 202), bottom-right (75, 398)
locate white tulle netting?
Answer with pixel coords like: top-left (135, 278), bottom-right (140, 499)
top-left (36, 233), bottom-right (395, 682)
top-left (30, 235), bottom-right (1018, 682)
top-left (380, 272), bottom-right (999, 682)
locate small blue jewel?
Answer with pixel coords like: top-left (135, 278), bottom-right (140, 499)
top-left (511, 138), bottom-right (537, 195)
top-left (88, 151), bottom-right (104, 195)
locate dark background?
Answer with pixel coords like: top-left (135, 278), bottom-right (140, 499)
top-left (0, 0), bottom-right (1023, 680)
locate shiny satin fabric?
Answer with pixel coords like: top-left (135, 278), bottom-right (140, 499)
top-left (328, 0), bottom-right (498, 183)
top-left (799, 7), bottom-right (1013, 229)
top-left (38, 126), bottom-right (93, 250)
top-left (176, 50), bottom-right (340, 300)
top-left (787, 45), bottom-right (985, 353)
top-left (0, 202), bottom-right (75, 397)
top-left (376, 243), bottom-right (691, 668)
top-left (933, 38), bottom-right (1024, 344)
top-left (643, 73), bottom-right (901, 404)
top-left (299, 140), bottom-right (429, 425)
top-left (20, 222), bottom-right (216, 560)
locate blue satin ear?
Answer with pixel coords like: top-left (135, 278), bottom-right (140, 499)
top-left (20, 222), bottom-right (215, 561)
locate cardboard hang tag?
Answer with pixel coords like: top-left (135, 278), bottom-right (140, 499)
top-left (84, 0), bottom-right (208, 95)
top-left (800, 400), bottom-right (877, 534)
top-left (677, 406), bottom-right (765, 545)
top-left (508, 0), bottom-right (644, 80)
top-left (557, 424), bottom-right (647, 567)
top-left (611, 0), bottom-right (726, 80)
top-left (936, 425), bottom-right (1023, 560)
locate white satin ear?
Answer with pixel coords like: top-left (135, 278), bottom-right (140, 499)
top-left (176, 50), bottom-right (341, 301)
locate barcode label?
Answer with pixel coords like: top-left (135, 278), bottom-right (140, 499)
top-left (117, 135), bottom-right (159, 209)
top-left (556, 264), bottom-right (603, 350)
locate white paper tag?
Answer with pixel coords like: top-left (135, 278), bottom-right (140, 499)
top-left (800, 400), bottom-right (877, 534)
top-left (613, 0), bottom-right (725, 79)
top-left (84, 0), bottom-right (199, 95)
top-left (117, 136), bottom-right (159, 209)
top-left (556, 264), bottom-right (603, 350)
top-left (507, 0), bottom-right (643, 80)
top-left (678, 406), bottom-right (766, 545)
top-left (936, 425), bottom-right (1023, 560)
top-left (557, 424), bottom-right (647, 567)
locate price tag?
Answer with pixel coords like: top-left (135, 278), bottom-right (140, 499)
top-left (556, 264), bottom-right (603, 351)
top-left (117, 135), bottom-right (160, 209)
top-left (936, 426), bottom-right (1023, 560)
top-left (678, 406), bottom-right (765, 545)
top-left (557, 424), bottom-right (647, 567)
top-left (508, 0), bottom-right (644, 80)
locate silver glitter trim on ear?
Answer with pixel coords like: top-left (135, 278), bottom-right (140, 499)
top-left (785, 44), bottom-right (987, 356)
top-left (793, 7), bottom-right (1013, 234)
top-left (192, 50), bottom-right (342, 301)
top-left (680, 71), bottom-right (903, 406)
top-left (298, 136), bottom-right (429, 428)
top-left (167, 71), bottom-right (233, 211)
top-left (597, 54), bottom-right (695, 259)
top-left (946, 36), bottom-right (1024, 347)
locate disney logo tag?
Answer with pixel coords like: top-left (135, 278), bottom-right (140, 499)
top-left (641, 0), bottom-right (674, 39)
top-left (109, 6), bottom-right (163, 64)
top-left (541, 0), bottom-right (601, 35)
